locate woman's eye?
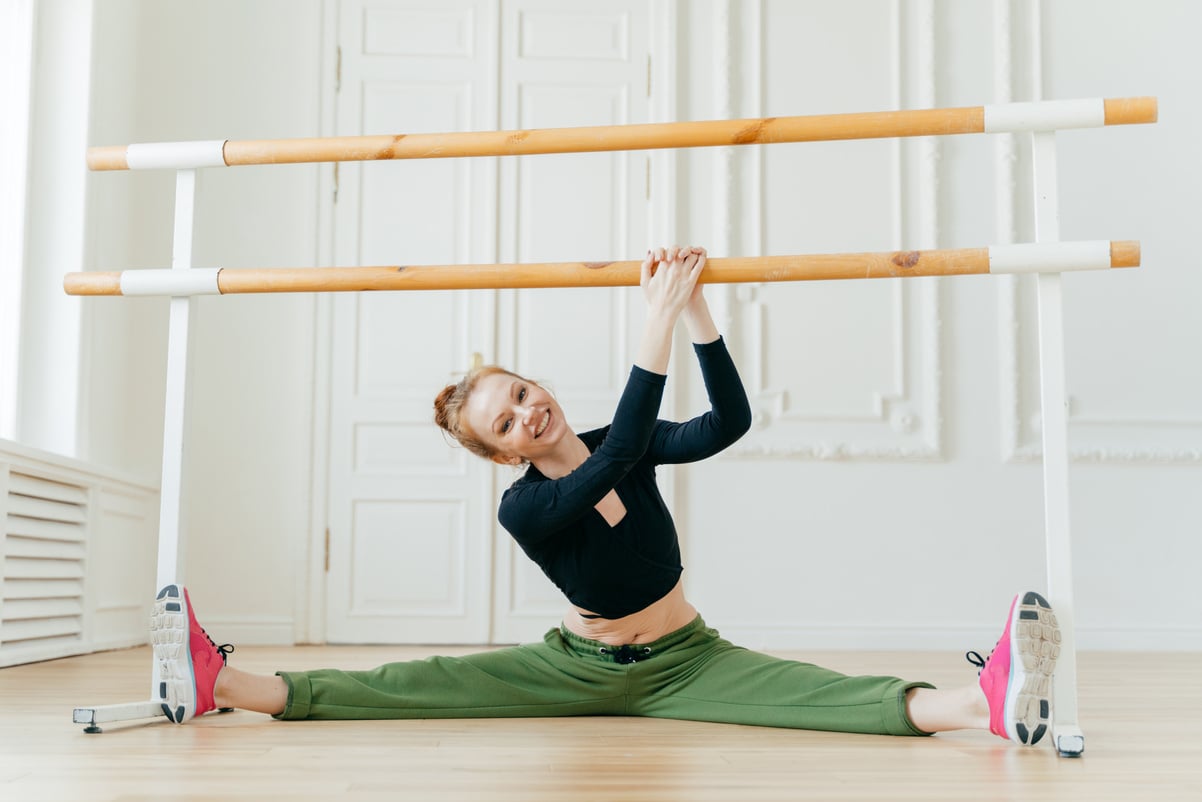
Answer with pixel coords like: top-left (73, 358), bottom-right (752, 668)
top-left (518, 387), bottom-right (526, 401)
top-left (501, 418), bottom-right (512, 434)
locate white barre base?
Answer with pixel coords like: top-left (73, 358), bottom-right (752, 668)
top-left (1054, 724), bottom-right (1086, 757)
top-left (73, 700), bottom-right (235, 733)
top-left (72, 700), bottom-right (165, 733)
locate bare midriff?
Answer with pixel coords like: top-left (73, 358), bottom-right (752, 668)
top-left (562, 579), bottom-right (698, 646)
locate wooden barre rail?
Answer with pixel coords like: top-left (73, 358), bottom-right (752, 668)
top-left (63, 241), bottom-right (1139, 297)
top-left (86, 97), bottom-right (1158, 171)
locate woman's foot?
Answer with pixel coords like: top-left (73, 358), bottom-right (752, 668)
top-left (151, 584), bottom-right (234, 723)
top-left (968, 591), bottom-right (1061, 745)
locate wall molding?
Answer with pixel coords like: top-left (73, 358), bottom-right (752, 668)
top-left (995, 0), bottom-right (1202, 465)
top-left (727, 0), bottom-right (943, 462)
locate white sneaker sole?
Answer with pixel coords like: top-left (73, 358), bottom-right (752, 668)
top-left (1004, 591), bottom-right (1061, 745)
top-left (151, 584), bottom-right (196, 724)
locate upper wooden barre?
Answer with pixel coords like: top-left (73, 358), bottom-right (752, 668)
top-left (63, 241), bottom-right (1139, 297)
top-left (85, 96), bottom-right (1158, 171)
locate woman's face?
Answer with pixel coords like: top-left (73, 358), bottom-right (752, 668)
top-left (464, 371), bottom-right (567, 464)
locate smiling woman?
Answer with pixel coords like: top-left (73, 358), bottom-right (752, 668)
top-left (152, 246), bottom-right (1061, 750)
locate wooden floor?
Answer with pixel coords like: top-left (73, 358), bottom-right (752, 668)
top-left (1, 645), bottom-right (1199, 802)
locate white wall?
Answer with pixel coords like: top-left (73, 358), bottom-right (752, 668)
top-left (678, 0), bottom-right (1202, 651)
top-left (82, 0), bottom-right (325, 642)
top-left (74, 0), bottom-right (1201, 648)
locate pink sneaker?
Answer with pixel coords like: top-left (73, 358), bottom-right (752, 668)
top-left (151, 584), bottom-right (234, 723)
top-left (967, 591), bottom-right (1061, 746)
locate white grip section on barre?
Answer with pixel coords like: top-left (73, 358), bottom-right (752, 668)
top-left (119, 268), bottom-right (222, 296)
top-left (988, 241), bottom-right (1112, 274)
top-left (125, 140), bottom-right (227, 170)
top-left (983, 98), bottom-right (1105, 133)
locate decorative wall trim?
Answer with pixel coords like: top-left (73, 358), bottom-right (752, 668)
top-left (996, 0), bottom-right (1202, 464)
top-left (727, 0), bottom-right (942, 461)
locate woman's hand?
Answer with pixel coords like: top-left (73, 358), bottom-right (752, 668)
top-left (640, 246), bottom-right (706, 321)
top-left (683, 246), bottom-right (708, 313)
top-left (634, 246), bottom-right (708, 374)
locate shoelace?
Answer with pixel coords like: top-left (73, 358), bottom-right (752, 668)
top-left (201, 626), bottom-right (236, 664)
top-left (965, 649), bottom-right (989, 675)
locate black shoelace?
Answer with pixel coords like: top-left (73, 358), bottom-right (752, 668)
top-left (965, 649), bottom-right (990, 675)
top-left (202, 627), bottom-right (235, 664)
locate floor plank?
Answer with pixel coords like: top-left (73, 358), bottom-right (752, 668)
top-left (2, 645), bottom-right (1199, 801)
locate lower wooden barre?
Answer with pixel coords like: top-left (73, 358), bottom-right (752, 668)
top-left (63, 241), bottom-right (1139, 297)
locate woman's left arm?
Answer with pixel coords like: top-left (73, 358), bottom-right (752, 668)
top-left (650, 277), bottom-right (753, 464)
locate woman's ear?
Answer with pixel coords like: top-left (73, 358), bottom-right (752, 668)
top-left (491, 453), bottom-right (524, 467)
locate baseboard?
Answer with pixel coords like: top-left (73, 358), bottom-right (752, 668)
top-left (200, 616), bottom-right (295, 646)
top-left (711, 623), bottom-right (1202, 652)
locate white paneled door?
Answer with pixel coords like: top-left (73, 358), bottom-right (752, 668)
top-left (327, 0), bottom-right (659, 644)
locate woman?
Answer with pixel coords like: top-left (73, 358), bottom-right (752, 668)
top-left (153, 246), bottom-right (1060, 746)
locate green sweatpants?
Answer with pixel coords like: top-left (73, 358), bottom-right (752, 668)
top-left (276, 616), bottom-right (932, 736)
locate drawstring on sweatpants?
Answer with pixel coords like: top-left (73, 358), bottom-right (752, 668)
top-left (597, 644), bottom-right (653, 664)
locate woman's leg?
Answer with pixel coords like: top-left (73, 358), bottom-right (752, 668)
top-left (154, 584), bottom-right (628, 723)
top-left (213, 667), bottom-right (288, 715)
top-left (632, 592), bottom-right (1060, 745)
top-left (905, 685), bottom-right (988, 733)
top-left (273, 639), bottom-right (626, 721)
top-left (630, 624), bottom-right (935, 736)
top-left (906, 592), bottom-right (1060, 740)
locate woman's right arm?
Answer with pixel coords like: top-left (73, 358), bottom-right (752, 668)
top-left (498, 365), bottom-right (664, 540)
top-left (499, 247), bottom-right (705, 542)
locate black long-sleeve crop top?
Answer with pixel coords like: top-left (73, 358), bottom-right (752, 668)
top-left (497, 337), bottom-right (752, 619)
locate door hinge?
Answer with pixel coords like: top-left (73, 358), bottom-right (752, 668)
top-left (646, 54), bottom-right (652, 97)
top-left (645, 157), bottom-right (651, 200)
top-left (324, 528), bottom-right (331, 572)
top-left (335, 46), bottom-right (342, 93)
top-left (333, 162), bottom-right (340, 204)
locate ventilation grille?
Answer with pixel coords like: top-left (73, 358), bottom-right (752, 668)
top-left (2, 471), bottom-right (88, 650)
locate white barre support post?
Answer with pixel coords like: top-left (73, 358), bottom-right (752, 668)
top-left (72, 169), bottom-right (199, 732)
top-left (1031, 130), bottom-right (1085, 757)
top-left (158, 168), bottom-right (196, 589)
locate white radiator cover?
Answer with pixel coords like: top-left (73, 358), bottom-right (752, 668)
top-left (0, 440), bottom-right (157, 667)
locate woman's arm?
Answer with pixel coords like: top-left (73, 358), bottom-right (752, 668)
top-left (499, 366), bottom-right (664, 540)
top-left (647, 336), bottom-right (752, 464)
top-left (500, 247), bottom-right (706, 542)
top-left (647, 248), bottom-right (751, 462)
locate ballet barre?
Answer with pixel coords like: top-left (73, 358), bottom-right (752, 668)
top-left (85, 96), bottom-right (1156, 171)
top-left (70, 95), bottom-right (1158, 757)
top-left (64, 241), bottom-right (1140, 296)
